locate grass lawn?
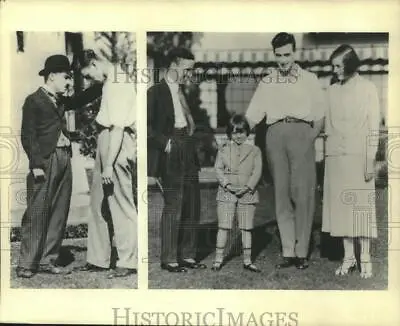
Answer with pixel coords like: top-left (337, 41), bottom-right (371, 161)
top-left (148, 183), bottom-right (388, 290)
top-left (10, 238), bottom-right (137, 289)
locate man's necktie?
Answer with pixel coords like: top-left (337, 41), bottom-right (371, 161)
top-left (178, 87), bottom-right (195, 136)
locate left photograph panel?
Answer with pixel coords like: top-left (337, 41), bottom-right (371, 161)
top-left (8, 31), bottom-right (138, 288)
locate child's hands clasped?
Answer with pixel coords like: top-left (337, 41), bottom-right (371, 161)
top-left (225, 184), bottom-right (251, 197)
top-left (235, 186), bottom-right (251, 197)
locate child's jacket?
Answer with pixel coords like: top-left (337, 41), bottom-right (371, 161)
top-left (215, 141), bottom-right (262, 204)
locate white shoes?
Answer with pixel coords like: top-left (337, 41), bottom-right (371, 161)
top-left (360, 254), bottom-right (373, 279)
top-left (335, 257), bottom-right (357, 276)
top-left (335, 255), bottom-right (373, 278)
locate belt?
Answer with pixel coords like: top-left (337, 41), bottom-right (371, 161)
top-left (173, 127), bottom-right (189, 136)
top-left (271, 117), bottom-right (313, 128)
top-left (55, 146), bottom-right (72, 156)
top-left (98, 124), bottom-right (136, 135)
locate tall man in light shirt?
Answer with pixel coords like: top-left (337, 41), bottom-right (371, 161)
top-left (148, 48), bottom-right (206, 273)
top-left (245, 33), bottom-right (325, 270)
top-left (76, 51), bottom-right (137, 278)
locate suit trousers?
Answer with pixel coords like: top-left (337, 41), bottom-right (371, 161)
top-left (160, 129), bottom-right (200, 264)
top-left (87, 129), bottom-right (137, 269)
top-left (18, 148), bottom-right (72, 270)
top-left (266, 122), bottom-right (316, 258)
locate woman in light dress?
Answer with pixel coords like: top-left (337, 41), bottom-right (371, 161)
top-left (322, 44), bottom-right (380, 278)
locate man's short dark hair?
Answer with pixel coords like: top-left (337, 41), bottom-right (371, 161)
top-left (271, 32), bottom-right (296, 52)
top-left (226, 114), bottom-right (250, 139)
top-left (72, 49), bottom-right (98, 70)
top-left (330, 44), bottom-right (361, 77)
top-left (167, 47), bottom-right (195, 67)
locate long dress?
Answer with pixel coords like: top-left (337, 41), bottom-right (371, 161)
top-left (322, 74), bottom-right (380, 238)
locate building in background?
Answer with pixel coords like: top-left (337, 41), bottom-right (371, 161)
top-left (189, 32), bottom-right (388, 130)
top-left (147, 32), bottom-right (388, 179)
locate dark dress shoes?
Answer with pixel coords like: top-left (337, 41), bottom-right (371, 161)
top-left (75, 263), bottom-right (108, 272)
top-left (243, 263), bottom-right (261, 273)
top-left (16, 267), bottom-right (35, 278)
top-left (179, 259), bottom-right (207, 269)
top-left (161, 263), bottom-right (187, 273)
top-left (275, 257), bottom-right (297, 269)
top-left (38, 264), bottom-right (71, 275)
top-left (108, 267), bottom-right (137, 278)
top-left (295, 258), bottom-right (309, 270)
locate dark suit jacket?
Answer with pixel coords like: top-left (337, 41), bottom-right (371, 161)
top-left (21, 88), bottom-right (70, 169)
top-left (147, 79), bottom-right (199, 178)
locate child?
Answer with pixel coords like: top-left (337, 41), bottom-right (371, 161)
top-left (212, 114), bottom-right (263, 272)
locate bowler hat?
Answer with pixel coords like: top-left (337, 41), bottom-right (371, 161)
top-left (39, 54), bottom-right (71, 76)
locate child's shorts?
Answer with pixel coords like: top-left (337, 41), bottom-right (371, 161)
top-left (217, 201), bottom-right (256, 230)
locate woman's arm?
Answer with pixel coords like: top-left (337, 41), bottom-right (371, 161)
top-left (365, 81), bottom-right (380, 180)
top-left (367, 82), bottom-right (380, 161)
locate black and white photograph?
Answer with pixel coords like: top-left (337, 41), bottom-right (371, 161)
top-left (7, 31), bottom-right (138, 288)
top-left (147, 32), bottom-right (389, 290)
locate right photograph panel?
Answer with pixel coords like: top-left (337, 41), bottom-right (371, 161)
top-left (146, 32), bottom-right (389, 289)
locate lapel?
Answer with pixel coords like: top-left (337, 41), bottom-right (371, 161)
top-left (36, 87), bottom-right (63, 119)
top-left (160, 79), bottom-right (175, 125)
top-left (222, 142), bottom-right (239, 170)
top-left (223, 142), bottom-right (253, 167)
top-left (238, 144), bottom-right (253, 164)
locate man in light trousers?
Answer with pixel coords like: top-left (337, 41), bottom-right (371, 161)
top-left (246, 33), bottom-right (325, 270)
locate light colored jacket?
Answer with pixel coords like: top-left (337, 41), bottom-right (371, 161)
top-left (215, 141), bottom-right (262, 204)
top-left (325, 74), bottom-right (380, 160)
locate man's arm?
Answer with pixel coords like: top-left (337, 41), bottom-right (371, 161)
top-left (245, 81), bottom-right (268, 130)
top-left (62, 83), bottom-right (103, 111)
top-left (20, 97), bottom-right (45, 170)
top-left (104, 126), bottom-right (124, 166)
top-left (100, 82), bottom-right (134, 184)
top-left (310, 75), bottom-right (327, 139)
top-left (147, 86), bottom-right (170, 152)
top-left (311, 118), bottom-right (324, 139)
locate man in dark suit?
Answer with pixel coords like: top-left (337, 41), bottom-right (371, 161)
top-left (17, 55), bottom-right (74, 278)
top-left (148, 48), bottom-right (206, 272)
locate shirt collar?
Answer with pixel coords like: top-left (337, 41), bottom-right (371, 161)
top-left (276, 62), bottom-right (302, 78)
top-left (164, 76), bottom-right (180, 93)
top-left (41, 84), bottom-right (57, 98)
top-left (230, 140), bottom-right (243, 148)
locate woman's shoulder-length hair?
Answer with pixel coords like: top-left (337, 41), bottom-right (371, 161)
top-left (329, 44), bottom-right (361, 81)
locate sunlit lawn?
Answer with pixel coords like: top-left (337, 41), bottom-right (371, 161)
top-left (148, 183), bottom-right (388, 290)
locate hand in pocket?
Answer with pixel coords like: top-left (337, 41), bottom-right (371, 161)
top-left (32, 168), bottom-right (46, 183)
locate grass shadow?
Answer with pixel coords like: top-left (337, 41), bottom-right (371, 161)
top-left (196, 222), bottom-right (218, 262)
top-left (251, 223), bottom-right (275, 261)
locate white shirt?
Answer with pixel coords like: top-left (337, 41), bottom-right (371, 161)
top-left (96, 72), bottom-right (136, 128)
top-left (165, 78), bottom-right (187, 128)
top-left (245, 64), bottom-right (326, 125)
